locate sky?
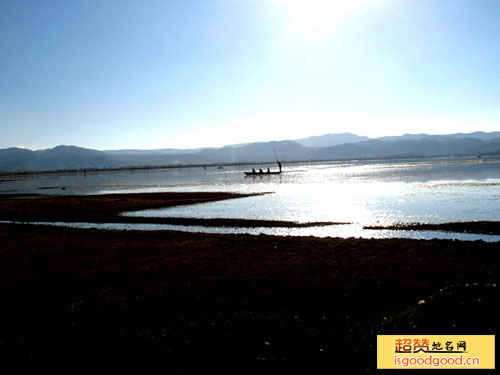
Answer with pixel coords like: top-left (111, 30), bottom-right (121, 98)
top-left (1, 0), bottom-right (499, 150)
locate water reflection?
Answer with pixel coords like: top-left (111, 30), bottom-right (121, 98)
top-left (124, 179), bottom-right (500, 226)
top-left (2, 157), bottom-right (500, 241)
top-left (6, 221), bottom-right (500, 242)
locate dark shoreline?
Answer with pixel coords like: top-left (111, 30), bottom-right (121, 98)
top-left (0, 192), bottom-right (498, 373)
top-left (0, 192), bottom-right (342, 228)
top-left (0, 223), bottom-right (497, 373)
top-left (364, 221), bottom-right (500, 235)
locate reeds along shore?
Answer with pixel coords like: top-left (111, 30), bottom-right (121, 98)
top-left (0, 193), bottom-right (498, 373)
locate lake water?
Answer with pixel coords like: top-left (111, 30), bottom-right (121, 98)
top-left (2, 156), bottom-right (500, 241)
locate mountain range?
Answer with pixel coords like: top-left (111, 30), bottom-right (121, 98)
top-left (1, 132), bottom-right (499, 172)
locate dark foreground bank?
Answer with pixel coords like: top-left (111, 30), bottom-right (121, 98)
top-left (0, 221), bottom-right (498, 374)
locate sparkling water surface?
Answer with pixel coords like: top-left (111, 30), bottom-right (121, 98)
top-left (2, 156), bottom-right (500, 240)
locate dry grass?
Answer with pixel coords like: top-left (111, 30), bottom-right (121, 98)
top-left (0, 221), bottom-right (497, 373)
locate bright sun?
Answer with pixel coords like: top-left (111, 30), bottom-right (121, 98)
top-left (276, 0), bottom-right (375, 36)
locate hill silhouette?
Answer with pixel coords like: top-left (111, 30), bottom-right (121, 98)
top-left (1, 132), bottom-right (499, 172)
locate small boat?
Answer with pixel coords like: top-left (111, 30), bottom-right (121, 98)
top-left (244, 162), bottom-right (282, 176)
top-left (244, 170), bottom-right (281, 176)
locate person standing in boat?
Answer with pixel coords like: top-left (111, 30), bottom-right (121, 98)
top-left (278, 161), bottom-right (282, 172)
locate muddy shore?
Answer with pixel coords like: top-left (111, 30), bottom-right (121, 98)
top-left (0, 192), bottom-right (339, 228)
top-left (364, 221), bottom-right (500, 235)
top-left (0, 193), bottom-right (498, 373)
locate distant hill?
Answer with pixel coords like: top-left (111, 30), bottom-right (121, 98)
top-left (295, 132), bottom-right (371, 147)
top-left (311, 137), bottom-right (493, 160)
top-left (378, 131), bottom-right (500, 142)
top-left (0, 146), bottom-right (123, 172)
top-left (1, 132), bottom-right (500, 172)
top-left (104, 147), bottom-right (209, 155)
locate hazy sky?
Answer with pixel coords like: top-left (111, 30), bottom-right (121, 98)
top-left (1, 0), bottom-right (499, 150)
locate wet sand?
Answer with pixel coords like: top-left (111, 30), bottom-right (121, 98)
top-left (0, 193), bottom-right (498, 373)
